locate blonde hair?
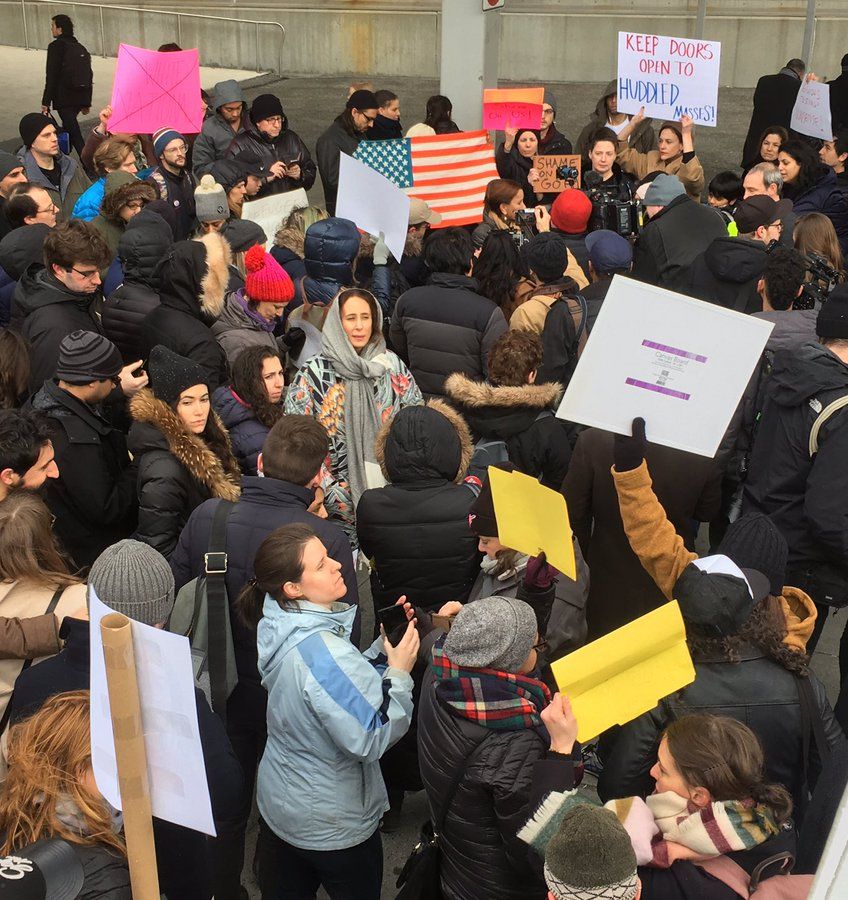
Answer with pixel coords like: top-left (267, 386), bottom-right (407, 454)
top-left (0, 691), bottom-right (126, 856)
top-left (274, 206), bottom-right (329, 257)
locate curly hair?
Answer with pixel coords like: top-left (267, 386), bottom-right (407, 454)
top-left (487, 329), bottom-right (543, 387)
top-left (230, 346), bottom-right (285, 430)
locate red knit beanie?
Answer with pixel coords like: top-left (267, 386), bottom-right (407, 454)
top-left (550, 188), bottom-right (593, 234)
top-left (244, 244), bottom-right (295, 303)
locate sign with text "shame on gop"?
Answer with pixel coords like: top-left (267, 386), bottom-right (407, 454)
top-left (617, 32), bottom-right (721, 127)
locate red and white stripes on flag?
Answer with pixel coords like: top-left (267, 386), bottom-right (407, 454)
top-left (406, 130), bottom-right (499, 228)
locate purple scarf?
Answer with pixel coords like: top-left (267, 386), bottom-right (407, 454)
top-left (235, 290), bottom-right (276, 333)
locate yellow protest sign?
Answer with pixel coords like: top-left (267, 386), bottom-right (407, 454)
top-left (488, 467), bottom-right (576, 580)
top-left (550, 601), bottom-right (695, 742)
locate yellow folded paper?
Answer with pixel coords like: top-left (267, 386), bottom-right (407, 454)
top-left (488, 467), bottom-right (576, 580)
top-left (550, 601), bottom-right (695, 743)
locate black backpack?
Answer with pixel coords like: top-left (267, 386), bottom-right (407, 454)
top-left (62, 41), bottom-right (93, 92)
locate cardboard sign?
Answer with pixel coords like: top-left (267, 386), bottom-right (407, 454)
top-left (483, 87), bottom-right (544, 131)
top-left (791, 79), bottom-right (833, 141)
top-left (532, 154), bottom-right (582, 192)
top-left (617, 32), bottom-right (721, 127)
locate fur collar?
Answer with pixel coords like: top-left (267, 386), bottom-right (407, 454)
top-left (196, 231), bottom-right (232, 319)
top-left (443, 372), bottom-right (562, 411)
top-left (129, 388), bottom-right (241, 501)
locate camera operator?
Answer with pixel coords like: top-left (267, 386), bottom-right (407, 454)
top-left (580, 128), bottom-right (642, 236)
top-left (472, 178), bottom-right (526, 248)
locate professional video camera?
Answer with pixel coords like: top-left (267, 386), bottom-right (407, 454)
top-left (555, 163), bottom-right (580, 186)
top-left (509, 209), bottom-right (537, 247)
top-left (584, 171), bottom-right (643, 238)
top-left (798, 251), bottom-right (842, 310)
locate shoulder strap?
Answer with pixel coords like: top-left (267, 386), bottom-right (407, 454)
top-left (433, 729), bottom-right (492, 836)
top-left (206, 500), bottom-right (235, 722)
top-left (795, 674), bottom-right (832, 798)
top-left (809, 395), bottom-right (848, 456)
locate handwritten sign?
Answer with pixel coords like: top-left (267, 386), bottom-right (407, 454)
top-left (617, 32), bottom-right (721, 128)
top-left (483, 87), bottom-right (544, 131)
top-left (791, 79), bottom-right (833, 141)
top-left (532, 154), bottom-right (582, 192)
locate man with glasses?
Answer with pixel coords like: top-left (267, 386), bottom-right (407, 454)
top-left (226, 93), bottom-right (316, 200)
top-left (316, 88), bottom-right (379, 213)
top-left (146, 127), bottom-right (197, 240)
top-left (193, 79), bottom-right (249, 178)
top-left (538, 91), bottom-right (573, 155)
top-left (31, 330), bottom-right (141, 568)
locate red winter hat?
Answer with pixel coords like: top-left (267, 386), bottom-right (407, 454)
top-left (550, 188), bottom-right (593, 234)
top-left (244, 244), bottom-right (295, 303)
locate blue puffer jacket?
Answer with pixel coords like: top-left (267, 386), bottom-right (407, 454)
top-left (211, 384), bottom-right (269, 475)
top-left (72, 176), bottom-right (106, 221)
top-left (789, 168), bottom-right (848, 254)
top-left (257, 596), bottom-right (413, 850)
top-left (302, 217), bottom-right (361, 306)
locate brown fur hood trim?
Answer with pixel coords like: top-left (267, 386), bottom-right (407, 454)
top-left (374, 397), bottom-right (474, 485)
top-left (100, 179), bottom-right (157, 223)
top-left (443, 372), bottom-right (562, 411)
top-left (196, 231), bottom-right (233, 319)
top-left (130, 388), bottom-right (241, 501)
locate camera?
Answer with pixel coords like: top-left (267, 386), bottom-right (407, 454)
top-left (584, 171), bottom-right (643, 238)
top-left (555, 164), bottom-right (580, 182)
top-left (510, 209), bottom-right (537, 247)
top-left (796, 251), bottom-right (842, 310)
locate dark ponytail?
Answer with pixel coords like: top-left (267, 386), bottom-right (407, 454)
top-left (235, 523), bottom-right (317, 628)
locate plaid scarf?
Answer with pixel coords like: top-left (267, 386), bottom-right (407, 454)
top-left (432, 645), bottom-right (551, 731)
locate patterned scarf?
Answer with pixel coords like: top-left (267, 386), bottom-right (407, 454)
top-left (432, 644), bottom-right (551, 731)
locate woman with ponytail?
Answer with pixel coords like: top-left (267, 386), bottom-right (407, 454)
top-left (239, 523), bottom-right (419, 899)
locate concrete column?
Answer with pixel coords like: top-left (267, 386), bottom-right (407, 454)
top-left (440, 0), bottom-right (501, 131)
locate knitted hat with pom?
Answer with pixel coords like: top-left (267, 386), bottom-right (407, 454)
top-left (244, 244), bottom-right (295, 303)
top-left (194, 174), bottom-right (230, 223)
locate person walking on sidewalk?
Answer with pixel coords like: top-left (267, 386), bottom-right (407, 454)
top-left (41, 15), bottom-right (92, 161)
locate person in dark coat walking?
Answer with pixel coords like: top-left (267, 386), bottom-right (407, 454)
top-left (225, 94), bottom-right (315, 200)
top-left (142, 231), bottom-right (231, 389)
top-left (830, 53), bottom-right (848, 131)
top-left (169, 414), bottom-right (358, 900)
top-left (741, 59), bottom-right (805, 168)
top-left (316, 90), bottom-right (378, 214)
top-left (31, 332), bottom-right (138, 570)
top-left (41, 15), bottom-right (92, 160)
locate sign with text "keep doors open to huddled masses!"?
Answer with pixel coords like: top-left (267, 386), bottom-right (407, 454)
top-left (617, 32), bottom-right (721, 127)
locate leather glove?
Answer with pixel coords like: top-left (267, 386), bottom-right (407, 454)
top-left (613, 417), bottom-right (647, 472)
top-left (277, 327), bottom-right (306, 359)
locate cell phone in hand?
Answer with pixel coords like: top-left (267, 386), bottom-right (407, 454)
top-left (378, 604), bottom-right (409, 647)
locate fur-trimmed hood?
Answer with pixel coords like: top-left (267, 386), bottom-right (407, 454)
top-left (99, 172), bottom-right (157, 224)
top-left (443, 372), bottom-right (562, 411)
top-left (128, 387), bottom-right (241, 500)
top-left (375, 397), bottom-right (473, 485)
top-left (158, 231), bottom-right (232, 322)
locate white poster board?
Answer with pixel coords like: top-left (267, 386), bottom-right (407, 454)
top-left (617, 32), bottom-right (721, 127)
top-left (791, 79), bottom-right (833, 141)
top-left (89, 589), bottom-right (216, 836)
top-left (241, 188), bottom-right (309, 250)
top-left (556, 277), bottom-right (774, 457)
top-left (336, 152), bottom-right (410, 263)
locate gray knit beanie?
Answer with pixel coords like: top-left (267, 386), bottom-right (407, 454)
top-left (88, 540), bottom-right (175, 626)
top-left (194, 174), bottom-right (230, 224)
top-left (443, 596), bottom-right (537, 672)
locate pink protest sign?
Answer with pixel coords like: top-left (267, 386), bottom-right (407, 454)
top-left (482, 88), bottom-right (544, 131)
top-left (108, 44), bottom-right (204, 135)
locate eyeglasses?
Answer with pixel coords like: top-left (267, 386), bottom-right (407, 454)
top-left (262, 116), bottom-right (283, 125)
top-left (165, 143), bottom-right (188, 155)
top-left (532, 639), bottom-right (549, 654)
top-left (67, 266), bottom-right (100, 280)
top-left (360, 113), bottom-right (377, 123)
top-left (36, 205), bottom-right (57, 215)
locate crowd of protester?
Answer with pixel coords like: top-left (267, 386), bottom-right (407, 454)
top-left (2, 11), bottom-right (848, 899)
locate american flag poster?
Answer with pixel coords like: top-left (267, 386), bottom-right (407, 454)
top-left (354, 130), bottom-right (499, 227)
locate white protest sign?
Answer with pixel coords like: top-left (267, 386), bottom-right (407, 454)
top-left (336, 152), bottom-right (410, 263)
top-left (791, 79), bottom-right (833, 141)
top-left (556, 276), bottom-right (773, 457)
top-left (90, 589), bottom-right (216, 836)
top-left (617, 32), bottom-right (721, 127)
top-left (241, 188), bottom-right (309, 249)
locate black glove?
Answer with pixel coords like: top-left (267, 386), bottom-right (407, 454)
top-left (277, 327), bottom-right (306, 359)
top-left (613, 417), bottom-right (647, 472)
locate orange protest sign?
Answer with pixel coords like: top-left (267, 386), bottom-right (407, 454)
top-left (483, 87), bottom-right (545, 130)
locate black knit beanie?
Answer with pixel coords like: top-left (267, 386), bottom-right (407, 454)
top-left (250, 94), bottom-right (284, 125)
top-left (146, 345), bottom-right (208, 407)
top-left (468, 462), bottom-right (516, 537)
top-left (717, 513), bottom-right (788, 596)
top-left (19, 112), bottom-right (55, 149)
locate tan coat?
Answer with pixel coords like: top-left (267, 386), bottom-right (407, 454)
top-left (616, 142), bottom-right (705, 200)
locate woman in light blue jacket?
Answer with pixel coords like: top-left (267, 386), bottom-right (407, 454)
top-left (238, 522), bottom-right (419, 900)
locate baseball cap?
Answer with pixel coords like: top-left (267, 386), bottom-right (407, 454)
top-left (408, 197), bottom-right (442, 227)
top-left (734, 196), bottom-right (793, 234)
top-left (0, 838), bottom-right (85, 899)
top-left (585, 230), bottom-right (633, 273)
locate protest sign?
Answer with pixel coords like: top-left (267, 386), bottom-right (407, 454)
top-left (551, 601), bottom-right (695, 742)
top-left (483, 87), bottom-right (544, 131)
top-left (108, 44), bottom-right (204, 135)
top-left (241, 188), bottom-right (308, 249)
top-left (336, 152), bottom-right (410, 263)
top-left (617, 32), bottom-right (721, 127)
top-left (90, 589), bottom-right (216, 837)
top-left (791, 78), bottom-right (833, 141)
top-left (488, 466), bottom-right (577, 580)
top-left (556, 276), bottom-right (773, 457)
top-left (532, 154), bottom-right (582, 192)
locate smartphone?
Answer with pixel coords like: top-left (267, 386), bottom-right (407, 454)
top-left (378, 604), bottom-right (409, 647)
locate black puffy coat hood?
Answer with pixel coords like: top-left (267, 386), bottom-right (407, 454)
top-left (302, 217), bottom-right (360, 303)
top-left (118, 208), bottom-right (173, 287)
top-left (768, 341), bottom-right (848, 407)
top-left (0, 224), bottom-right (51, 280)
top-left (704, 236), bottom-right (769, 284)
top-left (158, 231), bottom-right (231, 321)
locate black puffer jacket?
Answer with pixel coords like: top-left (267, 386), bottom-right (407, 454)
top-left (103, 208), bottom-right (172, 363)
top-left (356, 400), bottom-right (480, 612)
top-left (685, 236), bottom-right (769, 313)
top-left (142, 232), bottom-right (231, 389)
top-left (211, 384), bottom-right (270, 475)
top-left (418, 671), bottom-right (578, 900)
top-left (226, 120), bottom-right (316, 198)
top-left (743, 342), bottom-right (848, 575)
top-left (72, 843), bottom-right (131, 899)
top-left (390, 273), bottom-right (508, 398)
top-left (315, 117), bottom-right (362, 214)
top-left (0, 223), bottom-right (50, 327)
top-left (443, 374), bottom-right (570, 489)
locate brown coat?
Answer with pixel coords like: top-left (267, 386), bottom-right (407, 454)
top-left (562, 428), bottom-right (721, 639)
top-left (616, 142), bottom-right (705, 200)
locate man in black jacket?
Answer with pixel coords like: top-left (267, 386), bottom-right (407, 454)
top-left (741, 59), bottom-right (805, 167)
top-left (41, 15), bottom-right (92, 160)
top-left (146, 128), bottom-right (197, 241)
top-left (0, 152), bottom-right (27, 238)
top-left (31, 331), bottom-right (139, 570)
top-left (170, 414), bottom-right (358, 900)
top-left (538, 91), bottom-right (573, 155)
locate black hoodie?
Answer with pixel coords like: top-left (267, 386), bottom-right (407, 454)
top-left (743, 342), bottom-right (848, 572)
top-left (685, 235), bottom-right (769, 313)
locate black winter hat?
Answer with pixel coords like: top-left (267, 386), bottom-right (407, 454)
top-left (19, 112), bottom-right (55, 149)
top-left (526, 233), bottom-right (569, 283)
top-left (0, 150), bottom-right (23, 181)
top-left (250, 93), bottom-right (284, 124)
top-left (55, 330), bottom-right (123, 384)
top-left (817, 284), bottom-right (848, 339)
top-left (147, 345), bottom-right (208, 406)
top-left (675, 565), bottom-right (766, 638)
top-left (346, 89), bottom-right (379, 111)
top-left (717, 513), bottom-right (788, 595)
top-left (468, 462), bottom-right (516, 537)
